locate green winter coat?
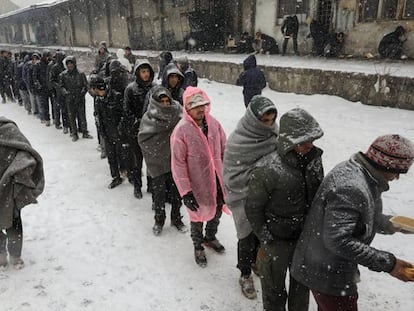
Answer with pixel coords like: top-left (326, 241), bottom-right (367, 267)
top-left (245, 108), bottom-right (324, 241)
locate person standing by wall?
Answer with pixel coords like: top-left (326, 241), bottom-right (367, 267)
top-left (281, 15), bottom-right (299, 56)
top-left (236, 55), bottom-right (266, 108)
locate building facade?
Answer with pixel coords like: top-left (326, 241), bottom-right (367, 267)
top-left (0, 0), bottom-right (413, 57)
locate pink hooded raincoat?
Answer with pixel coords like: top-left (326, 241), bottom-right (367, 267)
top-left (171, 87), bottom-right (227, 222)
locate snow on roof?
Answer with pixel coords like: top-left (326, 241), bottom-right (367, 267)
top-left (0, 0), bottom-right (69, 19)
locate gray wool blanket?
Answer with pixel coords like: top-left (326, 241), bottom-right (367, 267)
top-left (0, 117), bottom-right (45, 229)
top-left (138, 94), bottom-right (182, 178)
top-left (223, 107), bottom-right (278, 238)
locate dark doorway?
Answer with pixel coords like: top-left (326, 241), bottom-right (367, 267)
top-left (317, 0), bottom-right (333, 32)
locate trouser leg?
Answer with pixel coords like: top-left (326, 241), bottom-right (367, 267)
top-left (205, 182), bottom-right (224, 241)
top-left (282, 38), bottom-right (289, 54)
top-left (77, 97), bottom-right (88, 133)
top-left (237, 232), bottom-right (259, 276)
top-left (152, 174), bottom-right (167, 221)
top-left (105, 138), bottom-right (120, 178)
top-left (293, 34), bottom-right (298, 53)
top-left (190, 222), bottom-right (204, 250)
top-left (312, 290), bottom-right (358, 311)
top-left (6, 211), bottom-right (23, 258)
top-left (129, 137), bottom-right (143, 188)
top-left (166, 173), bottom-right (182, 221)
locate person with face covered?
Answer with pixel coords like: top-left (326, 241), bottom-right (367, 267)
top-left (245, 108), bottom-right (325, 311)
top-left (59, 56), bottom-right (92, 141)
top-left (223, 96), bottom-right (278, 299)
top-left (138, 86), bottom-right (186, 236)
top-left (122, 59), bottom-right (156, 199)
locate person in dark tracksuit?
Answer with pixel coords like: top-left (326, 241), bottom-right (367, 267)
top-left (281, 15), bottom-right (299, 55)
top-left (89, 74), bottom-right (124, 189)
top-left (236, 55), bottom-right (266, 108)
top-left (59, 56), bottom-right (93, 142)
top-left (16, 53), bottom-right (32, 113)
top-left (32, 51), bottom-right (51, 125)
top-left (122, 59), bottom-right (156, 199)
top-left (49, 51), bottom-right (69, 132)
top-left (245, 108), bottom-right (325, 311)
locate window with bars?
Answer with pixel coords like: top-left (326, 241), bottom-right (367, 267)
top-left (359, 0), bottom-right (414, 20)
top-left (277, 0), bottom-right (309, 18)
top-left (172, 0), bottom-right (188, 7)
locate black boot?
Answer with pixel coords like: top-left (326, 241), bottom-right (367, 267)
top-left (152, 215), bottom-right (165, 236)
top-left (108, 177), bottom-right (123, 189)
top-left (204, 237), bottom-right (225, 254)
top-left (82, 132), bottom-right (93, 139)
top-left (72, 134), bottom-right (79, 142)
top-left (171, 216), bottom-right (188, 233)
top-left (194, 248), bottom-right (207, 268)
top-left (134, 186), bottom-right (143, 199)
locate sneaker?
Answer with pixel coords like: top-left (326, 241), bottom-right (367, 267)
top-left (0, 253), bottom-right (7, 268)
top-left (9, 256), bottom-right (24, 270)
top-left (134, 187), bottom-right (143, 199)
top-left (63, 127), bottom-right (69, 134)
top-left (100, 150), bottom-right (107, 159)
top-left (45, 120), bottom-right (51, 127)
top-left (171, 216), bottom-right (188, 233)
top-left (194, 249), bottom-right (207, 268)
top-left (239, 275), bottom-right (257, 299)
top-left (204, 238), bottom-right (225, 254)
top-left (55, 124), bottom-right (62, 129)
top-left (82, 133), bottom-right (93, 139)
top-left (72, 134), bottom-right (79, 142)
top-left (108, 177), bottom-right (123, 189)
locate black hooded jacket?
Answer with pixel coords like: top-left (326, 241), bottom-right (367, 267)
top-left (123, 60), bottom-right (156, 133)
top-left (236, 55), bottom-right (266, 107)
top-left (49, 51), bottom-right (66, 96)
top-left (58, 56), bottom-right (88, 97)
top-left (161, 65), bottom-right (184, 105)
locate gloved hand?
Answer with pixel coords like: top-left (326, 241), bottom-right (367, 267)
top-left (390, 258), bottom-right (414, 282)
top-left (183, 192), bottom-right (199, 212)
top-left (260, 225), bottom-right (274, 246)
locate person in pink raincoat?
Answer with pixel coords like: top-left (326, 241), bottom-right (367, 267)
top-left (171, 86), bottom-right (227, 267)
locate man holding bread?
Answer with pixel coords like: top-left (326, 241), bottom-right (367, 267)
top-left (291, 134), bottom-right (414, 311)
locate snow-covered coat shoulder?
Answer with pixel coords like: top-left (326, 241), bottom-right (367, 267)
top-left (291, 152), bottom-right (397, 296)
top-left (171, 87), bottom-right (227, 222)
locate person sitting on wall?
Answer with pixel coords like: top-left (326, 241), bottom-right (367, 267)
top-left (378, 26), bottom-right (407, 60)
top-left (252, 32), bottom-right (263, 54)
top-left (238, 32), bottom-right (254, 54)
top-left (324, 32), bottom-right (345, 58)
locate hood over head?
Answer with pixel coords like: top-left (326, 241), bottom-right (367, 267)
top-left (248, 95), bottom-right (277, 119)
top-left (243, 54), bottom-right (257, 70)
top-left (277, 108), bottom-right (323, 155)
top-left (65, 55), bottom-right (77, 66)
top-left (55, 51), bottom-right (66, 63)
top-left (133, 59), bottom-right (155, 84)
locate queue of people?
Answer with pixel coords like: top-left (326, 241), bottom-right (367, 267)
top-left (1, 43), bottom-right (414, 311)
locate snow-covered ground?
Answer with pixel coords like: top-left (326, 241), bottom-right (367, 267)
top-left (1, 79), bottom-right (414, 311)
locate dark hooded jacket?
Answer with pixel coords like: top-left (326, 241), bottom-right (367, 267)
top-left (177, 57), bottom-right (198, 90)
top-left (138, 86), bottom-right (182, 178)
top-left (291, 152), bottom-right (398, 296)
top-left (281, 15), bottom-right (299, 36)
top-left (32, 56), bottom-right (49, 95)
top-left (58, 56), bottom-right (88, 97)
top-left (236, 55), bottom-right (267, 107)
top-left (16, 56), bottom-right (29, 91)
top-left (245, 108), bottom-right (324, 241)
top-left (123, 59), bottom-right (156, 134)
top-left (161, 65), bottom-right (184, 105)
top-left (378, 26), bottom-right (406, 58)
top-left (49, 51), bottom-right (66, 96)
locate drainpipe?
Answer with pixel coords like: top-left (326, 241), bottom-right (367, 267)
top-left (105, 0), bottom-right (113, 46)
top-left (159, 0), bottom-right (166, 49)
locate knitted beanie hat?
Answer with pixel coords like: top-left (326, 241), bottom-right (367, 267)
top-left (249, 96), bottom-right (277, 119)
top-left (365, 134), bottom-right (414, 174)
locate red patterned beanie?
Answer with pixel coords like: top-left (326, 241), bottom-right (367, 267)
top-left (365, 134), bottom-right (414, 174)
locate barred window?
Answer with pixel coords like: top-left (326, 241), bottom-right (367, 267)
top-left (277, 0), bottom-right (309, 18)
top-left (172, 0), bottom-right (188, 7)
top-left (404, 0), bottom-right (414, 18)
top-left (360, 0), bottom-right (379, 20)
top-left (382, 0), bottom-right (398, 19)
